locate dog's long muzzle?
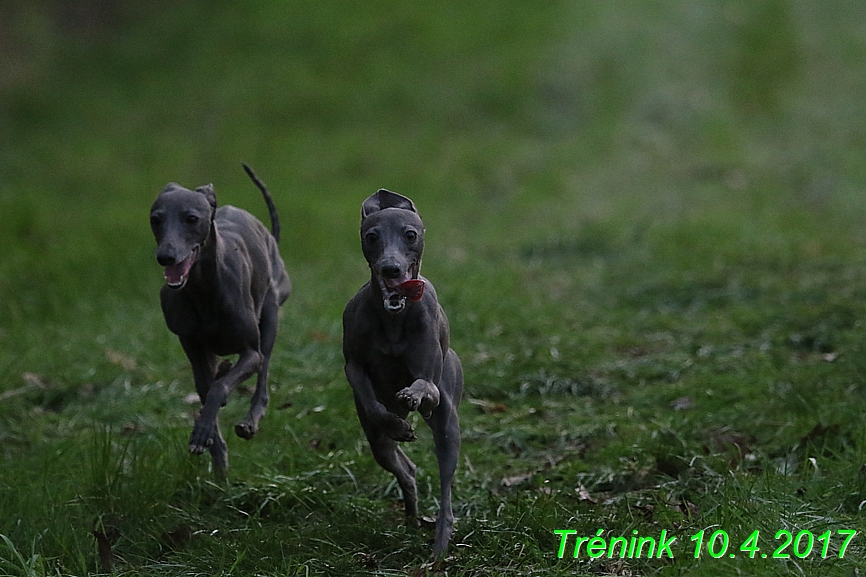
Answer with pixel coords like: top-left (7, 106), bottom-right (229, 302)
top-left (158, 245), bottom-right (199, 289)
top-left (376, 261), bottom-right (425, 312)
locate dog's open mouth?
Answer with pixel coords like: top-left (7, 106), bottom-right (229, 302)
top-left (163, 247), bottom-right (198, 289)
top-left (378, 262), bottom-right (425, 312)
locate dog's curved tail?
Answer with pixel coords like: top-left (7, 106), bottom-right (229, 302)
top-left (242, 164), bottom-right (281, 243)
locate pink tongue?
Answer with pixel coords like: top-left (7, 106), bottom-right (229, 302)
top-left (399, 279), bottom-right (425, 301)
top-left (164, 253), bottom-right (194, 284)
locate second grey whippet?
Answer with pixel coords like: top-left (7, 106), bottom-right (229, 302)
top-left (149, 165), bottom-right (291, 477)
top-left (342, 190), bottom-right (463, 557)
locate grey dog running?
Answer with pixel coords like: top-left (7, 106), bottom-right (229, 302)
top-left (342, 189), bottom-right (463, 557)
top-left (149, 165), bottom-right (291, 477)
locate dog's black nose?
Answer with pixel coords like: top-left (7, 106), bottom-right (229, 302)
top-left (380, 264), bottom-right (402, 279)
top-left (157, 253), bottom-right (176, 266)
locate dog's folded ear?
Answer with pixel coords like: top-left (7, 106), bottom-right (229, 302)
top-left (361, 189), bottom-right (417, 220)
top-left (195, 184), bottom-right (218, 212)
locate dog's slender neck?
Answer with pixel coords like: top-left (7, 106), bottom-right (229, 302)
top-left (185, 219), bottom-right (221, 294)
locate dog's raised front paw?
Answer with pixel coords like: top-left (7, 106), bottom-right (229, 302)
top-left (396, 387), bottom-right (423, 412)
top-left (396, 380), bottom-right (440, 419)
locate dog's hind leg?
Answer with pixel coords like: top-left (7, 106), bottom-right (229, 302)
top-left (215, 359), bottom-right (233, 380)
top-left (426, 351), bottom-right (462, 557)
top-left (208, 416), bottom-right (228, 478)
top-left (236, 298), bottom-right (279, 440)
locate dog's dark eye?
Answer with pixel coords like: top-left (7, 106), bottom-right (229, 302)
top-left (186, 214), bottom-right (200, 224)
top-left (405, 230), bottom-right (417, 242)
top-left (150, 215), bottom-right (162, 228)
top-left (365, 232), bottom-right (379, 244)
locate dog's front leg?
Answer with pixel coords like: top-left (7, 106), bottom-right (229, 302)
top-left (181, 343), bottom-right (230, 476)
top-left (396, 337), bottom-right (443, 419)
top-left (189, 347), bottom-right (262, 457)
top-left (345, 360), bottom-right (416, 442)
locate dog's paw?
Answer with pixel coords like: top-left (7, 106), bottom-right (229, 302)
top-left (388, 426), bottom-right (417, 443)
top-left (189, 421), bottom-right (217, 454)
top-left (234, 420), bottom-right (257, 440)
top-left (379, 412), bottom-right (416, 442)
top-left (396, 387), bottom-right (424, 412)
top-left (397, 380), bottom-right (440, 419)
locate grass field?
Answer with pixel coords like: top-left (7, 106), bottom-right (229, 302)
top-left (2, 1), bottom-right (866, 575)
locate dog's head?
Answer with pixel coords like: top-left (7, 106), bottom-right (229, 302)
top-left (360, 189), bottom-right (426, 313)
top-left (149, 183), bottom-right (217, 290)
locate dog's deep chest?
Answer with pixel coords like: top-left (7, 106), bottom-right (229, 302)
top-left (366, 313), bottom-right (416, 357)
top-left (162, 290), bottom-right (256, 355)
top-left (367, 346), bottom-right (414, 396)
top-left (361, 334), bottom-right (407, 371)
top-left (359, 318), bottom-right (418, 388)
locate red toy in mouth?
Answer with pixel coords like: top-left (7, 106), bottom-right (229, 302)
top-left (398, 279), bottom-right (425, 301)
top-left (378, 262), bottom-right (424, 310)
